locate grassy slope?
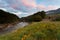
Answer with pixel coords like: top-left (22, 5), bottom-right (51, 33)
top-left (0, 21), bottom-right (60, 40)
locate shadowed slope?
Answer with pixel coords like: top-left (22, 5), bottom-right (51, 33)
top-left (0, 9), bottom-right (20, 24)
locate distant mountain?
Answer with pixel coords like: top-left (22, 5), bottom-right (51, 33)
top-left (47, 8), bottom-right (60, 15)
top-left (0, 9), bottom-right (20, 24)
top-left (46, 8), bottom-right (60, 21)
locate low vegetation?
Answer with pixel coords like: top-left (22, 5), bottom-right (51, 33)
top-left (0, 21), bottom-right (60, 40)
top-left (1, 9), bottom-right (60, 40)
top-left (46, 14), bottom-right (60, 21)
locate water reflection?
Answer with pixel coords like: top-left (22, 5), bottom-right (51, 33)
top-left (0, 22), bottom-right (28, 34)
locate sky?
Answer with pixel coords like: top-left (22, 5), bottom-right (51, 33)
top-left (0, 0), bottom-right (60, 17)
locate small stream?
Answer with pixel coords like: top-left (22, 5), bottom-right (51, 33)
top-left (0, 22), bottom-right (28, 34)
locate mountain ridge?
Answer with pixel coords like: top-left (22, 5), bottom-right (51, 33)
top-left (0, 9), bottom-right (20, 24)
top-left (47, 8), bottom-right (60, 14)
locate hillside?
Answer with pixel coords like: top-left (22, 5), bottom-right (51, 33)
top-left (46, 8), bottom-right (60, 21)
top-left (47, 8), bottom-right (60, 15)
top-left (21, 11), bottom-right (46, 22)
top-left (0, 9), bottom-right (20, 24)
top-left (0, 21), bottom-right (60, 40)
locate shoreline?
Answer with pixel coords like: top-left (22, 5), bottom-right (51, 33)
top-left (0, 22), bottom-right (28, 34)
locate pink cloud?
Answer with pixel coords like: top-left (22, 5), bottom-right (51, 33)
top-left (7, 0), bottom-right (60, 12)
top-left (48, 5), bottom-right (58, 10)
top-left (21, 0), bottom-right (36, 8)
top-left (37, 5), bottom-right (59, 11)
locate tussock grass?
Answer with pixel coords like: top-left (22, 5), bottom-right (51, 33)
top-left (0, 21), bottom-right (60, 40)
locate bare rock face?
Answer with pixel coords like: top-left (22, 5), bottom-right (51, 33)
top-left (0, 9), bottom-right (20, 31)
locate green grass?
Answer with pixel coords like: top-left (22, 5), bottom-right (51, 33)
top-left (0, 21), bottom-right (60, 40)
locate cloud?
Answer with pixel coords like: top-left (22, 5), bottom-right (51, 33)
top-left (0, 0), bottom-right (60, 17)
top-left (21, 0), bottom-right (36, 8)
top-left (0, 8), bottom-right (7, 11)
top-left (0, 0), bottom-right (60, 14)
top-left (4, 0), bottom-right (37, 13)
top-left (14, 12), bottom-right (28, 15)
top-left (37, 5), bottom-right (46, 10)
top-left (0, 0), bottom-right (9, 6)
top-left (47, 5), bottom-right (59, 10)
top-left (37, 5), bottom-right (60, 11)
top-left (14, 11), bottom-right (31, 18)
